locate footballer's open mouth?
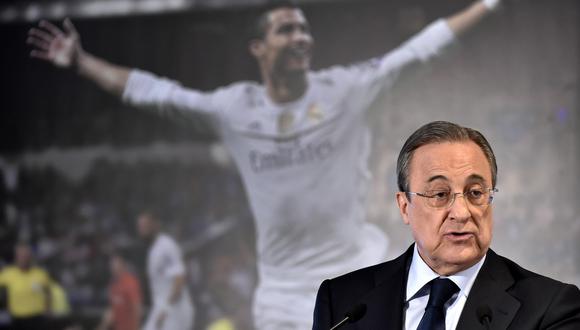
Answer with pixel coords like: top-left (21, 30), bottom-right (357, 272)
top-left (285, 47), bottom-right (311, 62)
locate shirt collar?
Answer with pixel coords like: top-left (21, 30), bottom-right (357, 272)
top-left (406, 244), bottom-right (486, 302)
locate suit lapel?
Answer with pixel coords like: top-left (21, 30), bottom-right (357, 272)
top-left (355, 245), bottom-right (414, 329)
top-left (457, 249), bottom-right (521, 330)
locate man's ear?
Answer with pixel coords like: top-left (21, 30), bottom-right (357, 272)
top-left (249, 39), bottom-right (264, 58)
top-left (396, 192), bottom-right (411, 225)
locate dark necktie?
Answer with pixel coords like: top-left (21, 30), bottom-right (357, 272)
top-left (417, 278), bottom-right (459, 330)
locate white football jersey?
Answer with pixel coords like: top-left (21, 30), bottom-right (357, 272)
top-left (124, 19), bottom-right (454, 329)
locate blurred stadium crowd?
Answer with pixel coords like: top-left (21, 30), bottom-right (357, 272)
top-left (0, 159), bottom-right (257, 329)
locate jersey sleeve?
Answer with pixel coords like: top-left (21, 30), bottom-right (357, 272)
top-left (122, 69), bottom-right (225, 123)
top-left (379, 18), bottom-right (455, 71)
top-left (329, 19), bottom-right (455, 110)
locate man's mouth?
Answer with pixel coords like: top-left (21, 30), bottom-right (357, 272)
top-left (445, 231), bottom-right (474, 241)
top-left (288, 47), bottom-right (310, 60)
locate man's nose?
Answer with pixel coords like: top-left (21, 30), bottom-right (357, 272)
top-left (448, 193), bottom-right (471, 222)
top-left (292, 29), bottom-right (312, 45)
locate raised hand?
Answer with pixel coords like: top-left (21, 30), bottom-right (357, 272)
top-left (27, 18), bottom-right (82, 68)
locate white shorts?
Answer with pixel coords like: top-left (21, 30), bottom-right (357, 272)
top-left (143, 302), bottom-right (194, 330)
top-left (252, 224), bottom-right (388, 330)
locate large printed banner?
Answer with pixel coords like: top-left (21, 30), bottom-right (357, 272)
top-left (1, 0), bottom-right (578, 329)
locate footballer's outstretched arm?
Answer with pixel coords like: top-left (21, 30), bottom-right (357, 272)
top-left (27, 18), bottom-right (130, 97)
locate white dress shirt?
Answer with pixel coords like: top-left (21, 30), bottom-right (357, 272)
top-left (404, 244), bottom-right (486, 330)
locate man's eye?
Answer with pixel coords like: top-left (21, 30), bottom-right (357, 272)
top-left (468, 189), bottom-right (484, 199)
top-left (429, 191), bottom-right (450, 200)
top-left (277, 25), bottom-right (292, 34)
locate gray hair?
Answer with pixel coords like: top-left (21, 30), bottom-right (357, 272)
top-left (396, 121), bottom-right (498, 192)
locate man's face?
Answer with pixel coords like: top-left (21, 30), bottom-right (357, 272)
top-left (110, 255), bottom-right (124, 276)
top-left (251, 8), bottom-right (314, 76)
top-left (137, 214), bottom-right (155, 239)
top-left (15, 245), bottom-right (32, 269)
top-left (396, 141), bottom-right (494, 275)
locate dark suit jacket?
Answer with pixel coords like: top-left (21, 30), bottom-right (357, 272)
top-left (313, 245), bottom-right (580, 329)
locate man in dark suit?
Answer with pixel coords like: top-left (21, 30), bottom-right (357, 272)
top-left (313, 121), bottom-right (580, 330)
